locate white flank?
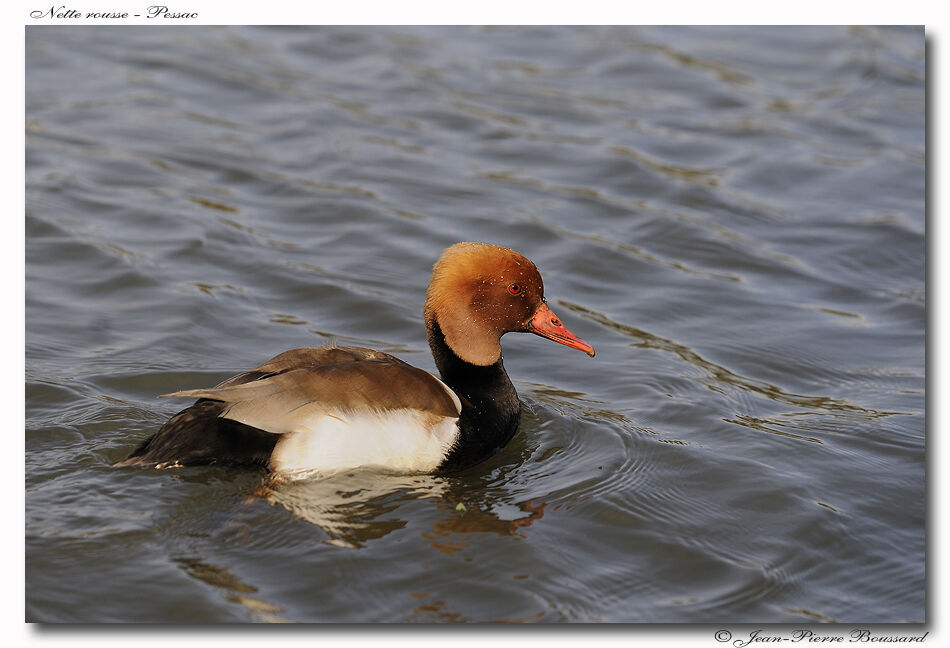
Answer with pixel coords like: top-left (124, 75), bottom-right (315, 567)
top-left (268, 408), bottom-right (460, 480)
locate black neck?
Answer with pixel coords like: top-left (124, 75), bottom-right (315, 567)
top-left (427, 318), bottom-right (521, 472)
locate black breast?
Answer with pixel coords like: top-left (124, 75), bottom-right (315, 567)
top-left (427, 320), bottom-right (522, 473)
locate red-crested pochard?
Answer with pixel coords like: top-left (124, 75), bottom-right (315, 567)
top-left (121, 242), bottom-right (594, 477)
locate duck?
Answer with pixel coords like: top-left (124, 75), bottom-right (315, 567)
top-left (120, 242), bottom-right (594, 478)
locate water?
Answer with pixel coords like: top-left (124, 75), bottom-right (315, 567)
top-left (25, 26), bottom-right (925, 623)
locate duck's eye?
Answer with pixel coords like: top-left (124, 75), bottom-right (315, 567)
top-left (508, 283), bottom-right (522, 295)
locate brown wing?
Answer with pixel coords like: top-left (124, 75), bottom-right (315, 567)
top-left (160, 346), bottom-right (461, 435)
top-left (212, 346), bottom-right (405, 388)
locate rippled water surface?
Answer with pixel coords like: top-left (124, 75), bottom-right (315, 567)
top-left (25, 26), bottom-right (925, 623)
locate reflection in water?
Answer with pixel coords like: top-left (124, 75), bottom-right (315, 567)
top-left (175, 557), bottom-right (288, 623)
top-left (725, 413), bottom-right (823, 444)
top-left (527, 213), bottom-right (746, 283)
top-left (630, 40), bottom-right (757, 84)
top-left (560, 300), bottom-right (901, 420)
top-left (423, 499), bottom-right (546, 553)
top-left (525, 382), bottom-right (632, 424)
top-left (262, 471), bottom-right (441, 548)
top-left (260, 470), bottom-right (548, 551)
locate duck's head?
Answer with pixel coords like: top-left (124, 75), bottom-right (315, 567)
top-left (423, 242), bottom-right (595, 366)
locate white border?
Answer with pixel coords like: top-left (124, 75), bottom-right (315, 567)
top-left (10, 2), bottom-right (941, 646)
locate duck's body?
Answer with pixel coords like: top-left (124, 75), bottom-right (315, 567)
top-left (122, 242), bottom-right (593, 478)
